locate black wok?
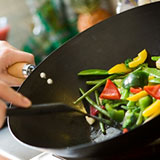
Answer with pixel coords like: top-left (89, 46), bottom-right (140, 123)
top-left (8, 2), bottom-right (160, 159)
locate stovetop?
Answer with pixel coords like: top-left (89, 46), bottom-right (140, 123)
top-left (0, 127), bottom-right (63, 160)
top-left (0, 125), bottom-right (160, 160)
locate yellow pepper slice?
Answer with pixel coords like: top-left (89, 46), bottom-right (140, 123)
top-left (127, 90), bottom-right (148, 101)
top-left (128, 49), bottom-right (147, 68)
top-left (145, 110), bottom-right (160, 122)
top-left (148, 76), bottom-right (155, 80)
top-left (108, 63), bottom-right (132, 74)
top-left (143, 99), bottom-right (160, 117)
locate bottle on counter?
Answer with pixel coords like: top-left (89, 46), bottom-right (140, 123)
top-left (0, 17), bottom-right (10, 41)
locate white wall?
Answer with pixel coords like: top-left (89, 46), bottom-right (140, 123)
top-left (0, 0), bottom-right (32, 49)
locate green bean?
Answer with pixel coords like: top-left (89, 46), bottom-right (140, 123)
top-left (86, 79), bottom-right (105, 85)
top-left (73, 74), bottom-right (118, 104)
top-left (95, 90), bottom-right (106, 134)
top-left (95, 90), bottom-right (100, 106)
top-left (79, 88), bottom-right (111, 119)
top-left (98, 113), bottom-right (106, 133)
top-left (136, 110), bottom-right (143, 126)
top-left (151, 56), bottom-right (160, 61)
top-left (78, 69), bottom-right (108, 76)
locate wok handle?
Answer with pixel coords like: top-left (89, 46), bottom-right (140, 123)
top-left (8, 63), bottom-right (35, 79)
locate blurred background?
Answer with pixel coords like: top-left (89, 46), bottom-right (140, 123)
top-left (0, 0), bottom-right (159, 64)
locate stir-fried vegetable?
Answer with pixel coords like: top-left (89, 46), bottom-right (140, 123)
top-left (128, 49), bottom-right (147, 68)
top-left (144, 85), bottom-right (160, 99)
top-left (108, 63), bottom-right (131, 74)
top-left (127, 90), bottom-right (148, 101)
top-left (74, 49), bottom-right (160, 134)
top-left (99, 79), bottom-right (121, 100)
top-left (122, 71), bottom-right (148, 89)
top-left (130, 87), bottom-right (143, 94)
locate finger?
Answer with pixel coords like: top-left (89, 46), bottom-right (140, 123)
top-left (3, 48), bottom-right (35, 67)
top-left (9, 49), bottom-right (35, 65)
top-left (0, 100), bottom-right (6, 128)
top-left (0, 81), bottom-right (31, 107)
top-left (0, 41), bottom-right (35, 65)
top-left (0, 74), bottom-right (24, 86)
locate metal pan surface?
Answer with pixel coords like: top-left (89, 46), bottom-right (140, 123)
top-left (8, 2), bottom-right (160, 159)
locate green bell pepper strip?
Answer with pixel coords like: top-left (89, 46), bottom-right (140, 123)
top-left (137, 96), bottom-right (152, 111)
top-left (73, 74), bottom-right (118, 104)
top-left (105, 104), bottom-right (125, 122)
top-left (79, 88), bottom-right (111, 119)
top-left (102, 99), bottom-right (128, 108)
top-left (95, 90), bottom-right (106, 134)
top-left (151, 56), bottom-right (160, 61)
top-left (78, 69), bottom-right (108, 76)
top-left (136, 110), bottom-right (143, 126)
top-left (143, 67), bottom-right (160, 78)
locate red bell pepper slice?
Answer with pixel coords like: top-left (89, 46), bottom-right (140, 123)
top-left (100, 79), bottom-right (121, 100)
top-left (90, 105), bottom-right (105, 116)
top-left (123, 128), bottom-right (129, 134)
top-left (90, 106), bottom-right (98, 116)
top-left (130, 87), bottom-right (143, 94)
top-left (144, 85), bottom-right (160, 99)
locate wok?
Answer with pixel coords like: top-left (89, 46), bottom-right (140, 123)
top-left (8, 2), bottom-right (160, 159)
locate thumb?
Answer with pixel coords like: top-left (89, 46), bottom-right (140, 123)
top-left (0, 100), bottom-right (6, 128)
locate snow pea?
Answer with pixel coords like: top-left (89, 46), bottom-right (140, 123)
top-left (151, 56), bottom-right (160, 61)
top-left (149, 78), bottom-right (160, 84)
top-left (143, 67), bottom-right (160, 78)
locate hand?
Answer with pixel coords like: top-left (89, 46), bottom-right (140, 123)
top-left (0, 41), bottom-right (35, 86)
top-left (0, 41), bottom-right (34, 128)
top-left (0, 80), bottom-right (31, 128)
